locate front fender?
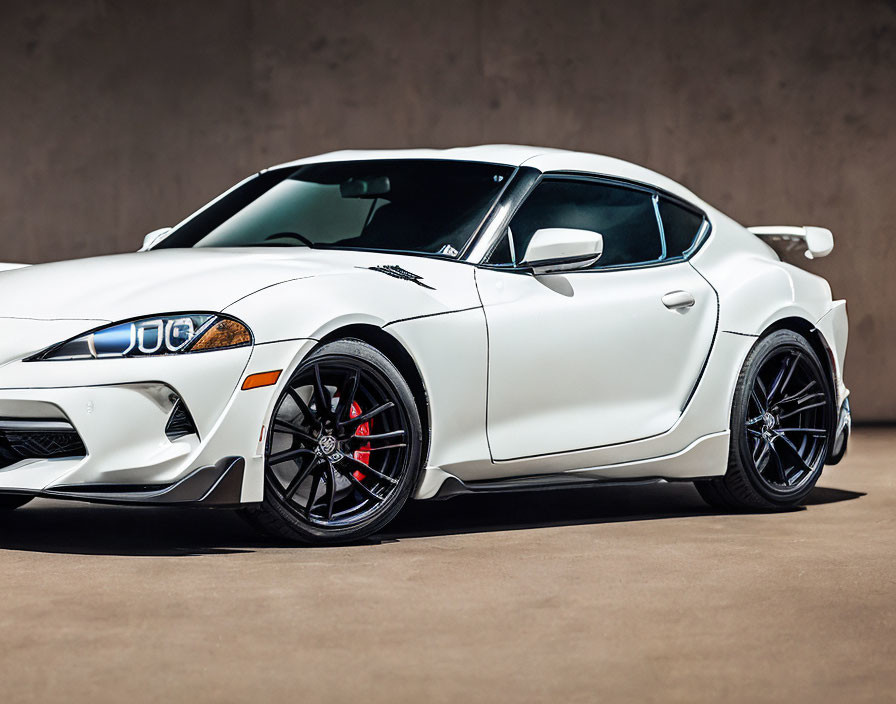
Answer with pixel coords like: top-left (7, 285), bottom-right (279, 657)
top-left (223, 261), bottom-right (480, 344)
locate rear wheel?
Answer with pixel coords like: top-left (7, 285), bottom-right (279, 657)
top-left (695, 330), bottom-right (833, 511)
top-left (0, 495), bottom-right (32, 510)
top-left (242, 339), bottom-right (423, 544)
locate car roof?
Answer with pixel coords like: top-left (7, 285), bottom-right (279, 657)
top-left (269, 145), bottom-right (706, 207)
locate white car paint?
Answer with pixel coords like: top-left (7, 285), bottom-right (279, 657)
top-left (519, 227), bottom-right (604, 271)
top-left (0, 145), bottom-right (848, 505)
top-left (476, 262), bottom-right (717, 459)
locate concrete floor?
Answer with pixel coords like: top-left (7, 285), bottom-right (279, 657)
top-left (0, 428), bottom-right (892, 703)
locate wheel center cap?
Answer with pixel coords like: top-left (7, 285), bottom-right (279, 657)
top-left (762, 412), bottom-right (777, 430)
top-left (318, 435), bottom-right (339, 456)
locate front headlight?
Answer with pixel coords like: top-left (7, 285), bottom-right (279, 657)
top-left (30, 313), bottom-right (252, 361)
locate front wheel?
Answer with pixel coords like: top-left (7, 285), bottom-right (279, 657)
top-left (696, 330), bottom-right (833, 511)
top-left (242, 339), bottom-right (423, 544)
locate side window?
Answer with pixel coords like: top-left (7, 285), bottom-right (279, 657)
top-left (658, 198), bottom-right (705, 258)
top-left (488, 179), bottom-right (662, 268)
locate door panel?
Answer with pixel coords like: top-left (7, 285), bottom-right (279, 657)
top-left (477, 263), bottom-right (717, 460)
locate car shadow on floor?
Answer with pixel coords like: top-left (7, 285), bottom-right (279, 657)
top-left (0, 483), bottom-right (865, 557)
top-left (380, 483), bottom-right (865, 540)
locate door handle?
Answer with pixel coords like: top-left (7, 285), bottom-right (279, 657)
top-left (662, 290), bottom-right (696, 311)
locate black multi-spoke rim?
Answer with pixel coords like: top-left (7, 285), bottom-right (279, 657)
top-left (745, 347), bottom-right (830, 492)
top-left (265, 357), bottom-right (410, 528)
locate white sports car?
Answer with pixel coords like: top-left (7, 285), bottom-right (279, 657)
top-left (0, 146), bottom-right (850, 543)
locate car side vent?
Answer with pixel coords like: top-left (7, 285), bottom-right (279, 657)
top-left (165, 399), bottom-right (198, 441)
top-left (366, 265), bottom-right (435, 290)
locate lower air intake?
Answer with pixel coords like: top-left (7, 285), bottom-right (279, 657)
top-left (0, 419), bottom-right (87, 468)
top-left (6, 431), bottom-right (86, 458)
top-left (165, 400), bottom-right (198, 441)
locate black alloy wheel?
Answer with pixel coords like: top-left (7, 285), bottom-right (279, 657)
top-left (696, 330), bottom-right (833, 511)
top-left (743, 347), bottom-right (829, 491)
top-left (242, 339), bottom-right (422, 544)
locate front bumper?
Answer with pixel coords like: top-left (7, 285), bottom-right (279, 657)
top-left (0, 338), bottom-right (315, 504)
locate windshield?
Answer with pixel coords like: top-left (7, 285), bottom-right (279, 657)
top-left (155, 159), bottom-right (514, 257)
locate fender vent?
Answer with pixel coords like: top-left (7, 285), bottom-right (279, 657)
top-left (366, 265), bottom-right (435, 290)
top-left (165, 399), bottom-right (198, 441)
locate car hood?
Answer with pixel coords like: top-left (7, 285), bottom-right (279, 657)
top-left (0, 248), bottom-right (349, 322)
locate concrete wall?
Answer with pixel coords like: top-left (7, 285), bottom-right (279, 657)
top-left (1, 0), bottom-right (894, 420)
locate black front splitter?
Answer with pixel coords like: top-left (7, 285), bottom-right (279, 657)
top-left (0, 456), bottom-right (247, 508)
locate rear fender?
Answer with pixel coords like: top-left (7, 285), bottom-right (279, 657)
top-left (690, 212), bottom-right (834, 336)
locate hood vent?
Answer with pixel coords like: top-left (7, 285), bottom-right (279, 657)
top-left (366, 265), bottom-right (435, 290)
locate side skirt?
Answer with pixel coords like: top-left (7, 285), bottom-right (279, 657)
top-left (418, 431), bottom-right (730, 500)
top-left (432, 474), bottom-right (673, 500)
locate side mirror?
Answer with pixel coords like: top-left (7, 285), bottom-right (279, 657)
top-left (140, 227), bottom-right (172, 252)
top-left (521, 228), bottom-right (603, 274)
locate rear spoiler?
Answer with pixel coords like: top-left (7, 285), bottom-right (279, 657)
top-left (748, 225), bottom-right (833, 259)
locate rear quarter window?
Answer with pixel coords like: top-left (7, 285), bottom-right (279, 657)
top-left (658, 198), bottom-right (705, 258)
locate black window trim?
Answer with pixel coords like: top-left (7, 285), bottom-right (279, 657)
top-left (477, 170), bottom-right (712, 273)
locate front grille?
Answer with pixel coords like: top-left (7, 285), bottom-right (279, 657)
top-left (165, 400), bottom-right (198, 441)
top-left (0, 419), bottom-right (87, 468)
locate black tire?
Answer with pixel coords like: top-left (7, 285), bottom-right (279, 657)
top-left (0, 495), bottom-right (32, 511)
top-left (242, 339), bottom-right (423, 544)
top-left (696, 330), bottom-right (833, 511)
top-left (693, 479), bottom-right (733, 510)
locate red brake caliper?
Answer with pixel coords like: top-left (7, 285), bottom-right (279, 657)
top-left (349, 401), bottom-right (371, 481)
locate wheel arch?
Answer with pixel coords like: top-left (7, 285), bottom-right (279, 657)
top-left (758, 316), bottom-right (836, 397)
top-left (315, 324), bottom-right (431, 468)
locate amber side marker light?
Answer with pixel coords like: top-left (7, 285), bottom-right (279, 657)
top-left (242, 370), bottom-right (282, 390)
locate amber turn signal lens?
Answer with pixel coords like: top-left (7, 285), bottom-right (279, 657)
top-left (242, 370), bottom-right (282, 390)
top-left (191, 318), bottom-right (252, 351)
